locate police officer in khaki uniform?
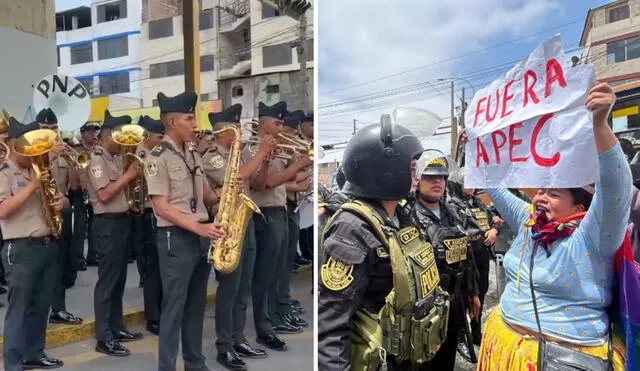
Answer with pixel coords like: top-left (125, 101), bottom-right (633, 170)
top-left (247, 101), bottom-right (312, 350)
top-left (145, 91), bottom-right (224, 371)
top-left (34, 108), bottom-right (84, 326)
top-left (72, 121), bottom-right (100, 268)
top-left (87, 110), bottom-right (144, 357)
top-left (277, 111), bottom-right (310, 328)
top-left (202, 104), bottom-right (275, 370)
top-left (0, 119), bottom-right (68, 371)
top-left (135, 115), bottom-right (165, 336)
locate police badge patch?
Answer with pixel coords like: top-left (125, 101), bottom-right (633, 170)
top-left (321, 256), bottom-right (354, 291)
top-left (91, 166), bottom-right (103, 178)
top-left (147, 161), bottom-right (159, 177)
top-left (209, 154), bottom-right (225, 169)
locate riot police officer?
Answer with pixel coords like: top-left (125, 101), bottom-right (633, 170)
top-left (408, 154), bottom-right (480, 370)
top-left (318, 117), bottom-right (449, 371)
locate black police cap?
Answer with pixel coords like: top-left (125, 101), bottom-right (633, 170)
top-left (102, 110), bottom-right (132, 130)
top-left (8, 117), bottom-right (39, 140)
top-left (258, 101), bottom-right (287, 120)
top-left (138, 115), bottom-right (165, 134)
top-left (283, 110), bottom-right (305, 128)
top-left (208, 103), bottom-right (242, 127)
top-left (157, 92), bottom-right (198, 114)
top-left (302, 112), bottom-right (313, 123)
top-left (80, 122), bottom-right (100, 132)
top-left (35, 108), bottom-right (58, 124)
top-left (421, 157), bottom-right (450, 177)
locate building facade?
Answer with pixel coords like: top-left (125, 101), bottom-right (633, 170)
top-left (580, 0), bottom-right (640, 145)
top-left (0, 0), bottom-right (57, 119)
top-left (56, 0), bottom-right (144, 110)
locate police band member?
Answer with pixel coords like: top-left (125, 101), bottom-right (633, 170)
top-left (445, 169), bottom-right (497, 348)
top-left (248, 101), bottom-right (312, 349)
top-left (136, 115), bottom-right (165, 336)
top-left (318, 119), bottom-right (449, 371)
top-left (297, 113), bottom-right (314, 268)
top-left (72, 121), bottom-right (100, 268)
top-left (145, 91), bottom-right (224, 371)
top-left (87, 110), bottom-right (143, 356)
top-left (35, 108), bottom-right (84, 326)
top-left (202, 103), bottom-right (276, 370)
top-left (279, 110), bottom-right (311, 325)
top-left (0, 119), bottom-right (69, 371)
top-left (407, 155), bottom-right (480, 370)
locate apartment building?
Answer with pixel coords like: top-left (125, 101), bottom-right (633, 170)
top-left (580, 0), bottom-right (640, 145)
top-left (56, 0), bottom-right (143, 112)
top-left (216, 0), bottom-right (314, 118)
top-left (0, 0), bottom-right (57, 118)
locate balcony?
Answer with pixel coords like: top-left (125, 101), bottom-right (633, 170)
top-left (218, 44), bottom-right (251, 79)
top-left (218, 0), bottom-right (250, 33)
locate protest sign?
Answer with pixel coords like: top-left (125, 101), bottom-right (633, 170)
top-left (464, 35), bottom-right (597, 188)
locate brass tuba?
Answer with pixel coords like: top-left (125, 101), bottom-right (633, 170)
top-left (111, 124), bottom-right (148, 214)
top-left (12, 129), bottom-right (63, 237)
top-left (208, 126), bottom-right (261, 274)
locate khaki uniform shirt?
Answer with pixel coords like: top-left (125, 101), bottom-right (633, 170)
top-left (137, 145), bottom-right (153, 210)
top-left (51, 156), bottom-right (70, 195)
top-left (242, 144), bottom-right (286, 208)
top-left (144, 137), bottom-right (210, 227)
top-left (202, 145), bottom-right (251, 195)
top-left (0, 160), bottom-right (51, 239)
top-left (86, 145), bottom-right (129, 214)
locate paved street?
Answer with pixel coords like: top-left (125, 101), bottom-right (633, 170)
top-left (1, 269), bottom-right (314, 371)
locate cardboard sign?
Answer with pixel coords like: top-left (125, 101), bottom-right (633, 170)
top-left (464, 35), bottom-right (597, 188)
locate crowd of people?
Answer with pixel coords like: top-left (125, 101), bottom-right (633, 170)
top-left (0, 92), bottom-right (314, 371)
top-left (317, 82), bottom-right (637, 370)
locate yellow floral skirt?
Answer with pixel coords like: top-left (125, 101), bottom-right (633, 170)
top-left (477, 308), bottom-right (625, 371)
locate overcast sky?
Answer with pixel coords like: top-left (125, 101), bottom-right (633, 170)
top-left (318, 0), bottom-right (610, 152)
top-left (56, 0), bottom-right (90, 11)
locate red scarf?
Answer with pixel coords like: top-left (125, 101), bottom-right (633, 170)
top-left (529, 210), bottom-right (587, 256)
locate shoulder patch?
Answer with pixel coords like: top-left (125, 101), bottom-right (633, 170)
top-left (146, 160), bottom-right (160, 177)
top-left (399, 227), bottom-right (420, 244)
top-left (208, 153), bottom-right (225, 169)
top-left (321, 256), bottom-right (354, 291)
top-left (90, 165), bottom-right (103, 178)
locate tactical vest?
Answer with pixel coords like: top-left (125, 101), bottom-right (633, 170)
top-left (448, 197), bottom-right (490, 244)
top-left (323, 201), bottom-right (450, 370)
top-left (418, 207), bottom-right (471, 299)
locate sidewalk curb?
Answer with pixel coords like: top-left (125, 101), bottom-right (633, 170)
top-left (0, 265), bottom-right (312, 352)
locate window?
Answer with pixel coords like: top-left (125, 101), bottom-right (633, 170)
top-left (607, 36), bottom-right (640, 64)
top-left (232, 86), bottom-right (243, 97)
top-left (201, 55), bottom-right (215, 72)
top-left (608, 5), bottom-right (630, 23)
top-left (99, 72), bottom-right (130, 94)
top-left (200, 9), bottom-right (213, 30)
top-left (266, 84), bottom-right (279, 94)
top-left (263, 43), bottom-right (292, 67)
top-left (149, 18), bottom-right (173, 39)
top-left (77, 77), bottom-right (95, 95)
top-left (200, 93), bottom-right (209, 101)
top-left (150, 59), bottom-right (184, 78)
top-left (262, 4), bottom-right (280, 18)
top-left (97, 0), bottom-right (127, 23)
top-left (70, 43), bottom-right (93, 64)
top-left (242, 28), bottom-right (250, 44)
top-left (98, 36), bottom-right (128, 60)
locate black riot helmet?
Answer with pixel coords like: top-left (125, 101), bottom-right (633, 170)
top-left (335, 165), bottom-right (346, 190)
top-left (342, 114), bottom-right (424, 200)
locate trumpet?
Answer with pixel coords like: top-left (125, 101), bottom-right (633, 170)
top-left (245, 128), bottom-right (313, 160)
top-left (54, 142), bottom-right (90, 170)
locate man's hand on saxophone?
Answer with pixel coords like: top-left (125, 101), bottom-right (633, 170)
top-left (52, 192), bottom-right (70, 211)
top-left (196, 222), bottom-right (227, 240)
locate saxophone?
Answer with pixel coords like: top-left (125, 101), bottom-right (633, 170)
top-left (208, 126), bottom-right (261, 274)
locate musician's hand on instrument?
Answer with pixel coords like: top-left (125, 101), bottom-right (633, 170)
top-left (259, 135), bottom-right (277, 154)
top-left (52, 193), bottom-right (65, 211)
top-left (298, 155), bottom-right (313, 168)
top-left (125, 162), bottom-right (141, 179)
top-left (198, 223), bottom-right (226, 239)
top-left (50, 145), bottom-right (64, 161)
top-left (236, 176), bottom-right (244, 190)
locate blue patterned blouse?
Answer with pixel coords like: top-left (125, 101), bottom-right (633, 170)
top-left (486, 143), bottom-right (632, 345)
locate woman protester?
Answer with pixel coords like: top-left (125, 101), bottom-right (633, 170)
top-left (461, 82), bottom-right (629, 370)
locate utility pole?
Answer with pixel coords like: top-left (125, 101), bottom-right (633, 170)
top-left (353, 119), bottom-right (357, 135)
top-left (183, 0), bottom-right (201, 128)
top-left (450, 80), bottom-right (456, 156)
top-left (460, 87), bottom-right (466, 128)
top-left (297, 14), bottom-right (308, 112)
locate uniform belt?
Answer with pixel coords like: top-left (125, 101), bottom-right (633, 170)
top-left (259, 206), bottom-right (286, 211)
top-left (94, 212), bottom-right (129, 219)
top-left (5, 236), bottom-right (55, 244)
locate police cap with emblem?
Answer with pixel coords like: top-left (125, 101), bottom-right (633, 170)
top-left (258, 101), bottom-right (287, 120)
top-left (208, 103), bottom-right (242, 129)
top-left (283, 110), bottom-right (305, 128)
top-left (8, 117), bottom-right (39, 140)
top-left (138, 115), bottom-right (164, 134)
top-left (157, 92), bottom-right (198, 114)
top-left (81, 121), bottom-right (100, 132)
top-left (342, 114), bottom-right (423, 200)
top-left (102, 110), bottom-right (132, 130)
top-left (35, 108), bottom-right (58, 124)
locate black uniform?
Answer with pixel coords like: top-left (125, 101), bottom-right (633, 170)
top-left (410, 199), bottom-right (478, 371)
